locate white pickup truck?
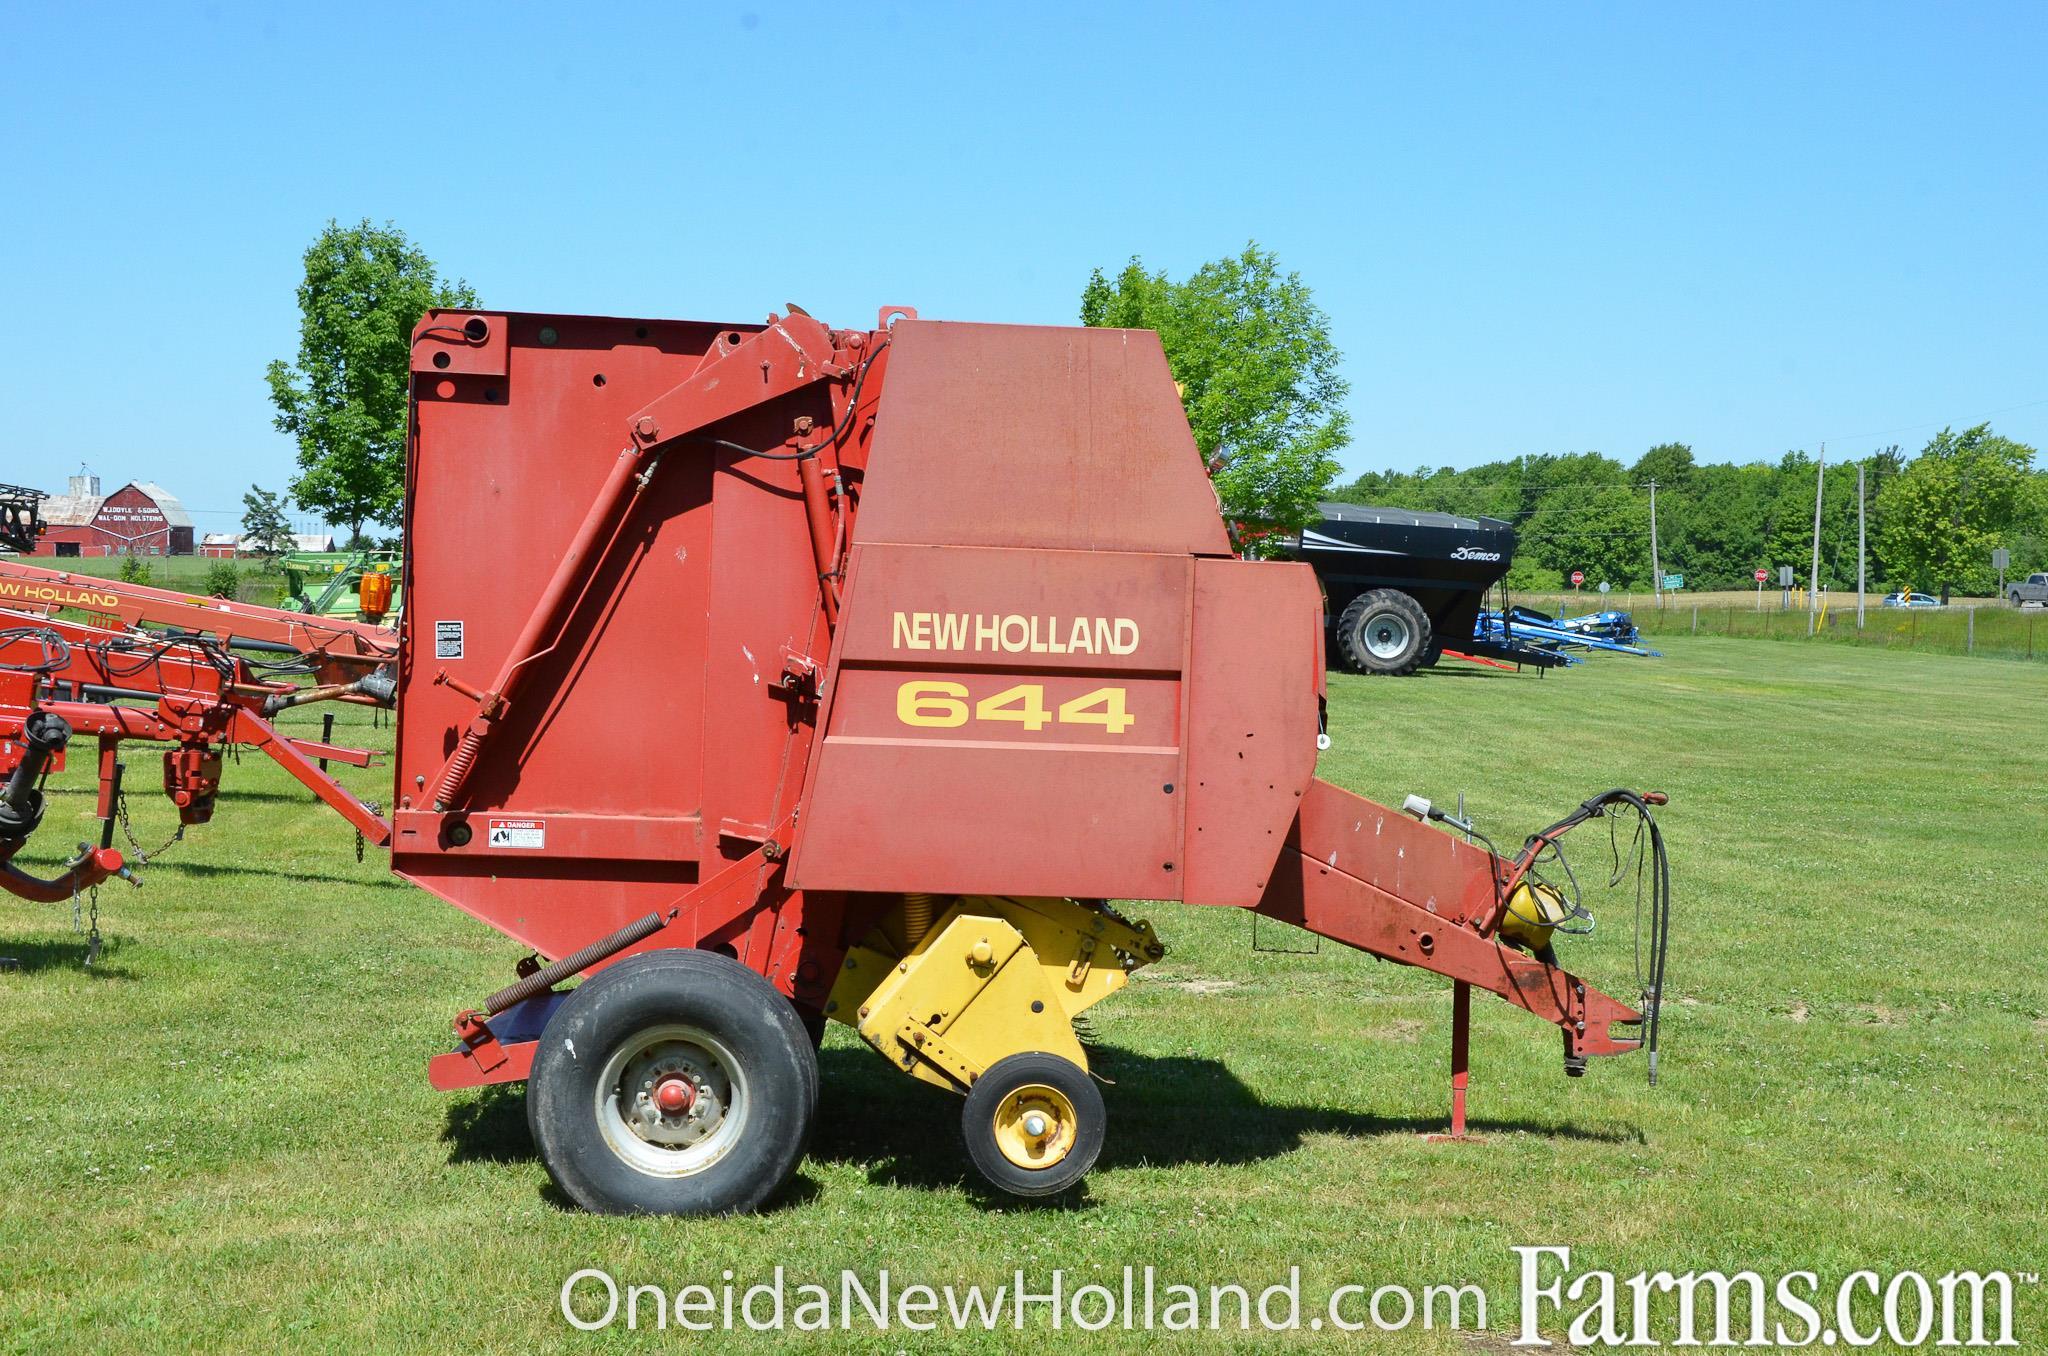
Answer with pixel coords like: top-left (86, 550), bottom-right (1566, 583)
top-left (2010, 573), bottom-right (2048, 606)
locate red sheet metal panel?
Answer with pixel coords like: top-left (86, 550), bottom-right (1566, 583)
top-left (1287, 777), bottom-right (1498, 926)
top-left (853, 321), bottom-right (1235, 558)
top-left (414, 312), bottom-right (511, 377)
top-left (696, 437), bottom-right (834, 868)
top-left (1180, 558), bottom-right (1323, 906)
top-left (396, 311), bottom-right (761, 957)
top-left (789, 543), bottom-right (1189, 898)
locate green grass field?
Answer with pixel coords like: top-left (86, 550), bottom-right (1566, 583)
top-left (15, 555), bottom-right (293, 608)
top-left (2, 639), bottom-right (2044, 1352)
top-left (25, 555), bottom-right (224, 587)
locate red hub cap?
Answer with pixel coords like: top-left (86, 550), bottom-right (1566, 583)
top-left (653, 1077), bottom-right (694, 1116)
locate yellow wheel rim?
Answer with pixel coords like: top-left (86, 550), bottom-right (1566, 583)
top-left (990, 1083), bottom-right (1078, 1169)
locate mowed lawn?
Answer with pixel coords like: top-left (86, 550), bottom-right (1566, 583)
top-left (2, 639), bottom-right (2043, 1353)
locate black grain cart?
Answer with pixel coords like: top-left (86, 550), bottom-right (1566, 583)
top-left (1283, 503), bottom-right (1517, 675)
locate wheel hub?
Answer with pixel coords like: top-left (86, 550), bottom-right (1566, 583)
top-left (1365, 614), bottom-right (1411, 659)
top-left (991, 1083), bottom-right (1077, 1169)
top-left (610, 1035), bottom-right (736, 1155)
top-left (653, 1076), bottom-right (695, 1116)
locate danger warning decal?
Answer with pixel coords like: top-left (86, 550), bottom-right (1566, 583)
top-left (486, 818), bottom-right (545, 849)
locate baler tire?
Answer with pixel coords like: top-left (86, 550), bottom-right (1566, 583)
top-left (961, 1052), bottom-right (1105, 1199)
top-left (796, 1003), bottom-right (828, 1050)
top-left (526, 948), bottom-right (817, 1216)
top-left (1335, 589), bottom-right (1432, 676)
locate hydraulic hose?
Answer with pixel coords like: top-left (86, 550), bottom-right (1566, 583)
top-left (1518, 789), bottom-right (1672, 1084)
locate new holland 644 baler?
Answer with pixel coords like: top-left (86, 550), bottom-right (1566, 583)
top-left (386, 305), bottom-right (1671, 1214)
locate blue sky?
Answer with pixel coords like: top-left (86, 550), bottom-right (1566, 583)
top-left (3, 2), bottom-right (2043, 535)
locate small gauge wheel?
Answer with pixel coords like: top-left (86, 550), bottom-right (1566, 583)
top-left (961, 1052), bottom-right (1104, 1197)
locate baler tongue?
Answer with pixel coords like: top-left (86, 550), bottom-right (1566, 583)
top-left (1254, 776), bottom-right (1661, 1137)
top-left (1261, 777), bottom-right (1645, 1061)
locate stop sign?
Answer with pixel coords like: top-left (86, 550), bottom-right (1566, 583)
top-left (1754, 569), bottom-right (1768, 583)
top-left (1570, 571), bottom-right (1585, 586)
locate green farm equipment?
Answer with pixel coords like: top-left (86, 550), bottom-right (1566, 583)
top-left (280, 549), bottom-right (402, 625)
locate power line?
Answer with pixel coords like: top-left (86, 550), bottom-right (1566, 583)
top-left (1822, 395), bottom-right (2048, 447)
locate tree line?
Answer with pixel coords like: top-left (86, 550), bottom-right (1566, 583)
top-left (1328, 427), bottom-right (2046, 595)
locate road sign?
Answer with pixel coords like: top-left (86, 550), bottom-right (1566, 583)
top-left (1597, 581), bottom-right (1611, 595)
top-left (1755, 569), bottom-right (1768, 583)
top-left (1570, 570), bottom-right (1585, 587)
top-left (1992, 548), bottom-right (2010, 570)
top-left (1779, 566), bottom-right (1796, 588)
top-left (1663, 574), bottom-right (1684, 590)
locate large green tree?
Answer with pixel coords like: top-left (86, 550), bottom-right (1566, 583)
top-left (1081, 244), bottom-right (1348, 536)
top-left (1511, 452), bottom-right (1646, 588)
top-left (1876, 424), bottom-right (2040, 594)
top-left (266, 220), bottom-right (475, 542)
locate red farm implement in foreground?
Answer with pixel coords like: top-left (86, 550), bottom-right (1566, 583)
top-left (0, 558), bottom-right (397, 701)
top-left (0, 613), bottom-right (390, 915)
top-left (372, 306), bottom-right (1672, 1214)
top-left (0, 564), bottom-right (396, 908)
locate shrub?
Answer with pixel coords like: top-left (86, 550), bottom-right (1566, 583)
top-left (204, 560), bottom-right (242, 599)
top-left (1505, 559), bottom-right (1564, 592)
top-left (116, 554), bottom-right (153, 586)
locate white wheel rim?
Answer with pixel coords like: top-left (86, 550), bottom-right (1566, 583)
top-left (1363, 612), bottom-right (1412, 660)
top-left (594, 1023), bottom-right (751, 1178)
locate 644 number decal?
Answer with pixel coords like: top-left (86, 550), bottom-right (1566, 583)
top-left (896, 682), bottom-right (1134, 734)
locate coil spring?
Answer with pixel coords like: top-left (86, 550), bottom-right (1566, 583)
top-left (901, 892), bottom-right (936, 948)
top-left (430, 731), bottom-right (483, 811)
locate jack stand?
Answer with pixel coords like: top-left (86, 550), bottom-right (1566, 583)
top-left (1425, 980), bottom-right (1476, 1142)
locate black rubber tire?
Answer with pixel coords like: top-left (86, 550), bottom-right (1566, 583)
top-left (1335, 588), bottom-right (1433, 676)
top-left (961, 1052), bottom-right (1105, 1198)
top-left (1419, 643), bottom-right (1444, 669)
top-left (796, 1004), bottom-right (828, 1050)
top-left (526, 948), bottom-right (818, 1216)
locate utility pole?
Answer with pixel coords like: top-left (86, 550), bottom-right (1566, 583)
top-left (1856, 461), bottom-right (1866, 629)
top-left (1647, 480), bottom-right (1661, 607)
top-left (1807, 445), bottom-right (1825, 636)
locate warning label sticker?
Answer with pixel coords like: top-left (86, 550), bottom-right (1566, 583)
top-left (435, 620), bottom-right (464, 660)
top-left (486, 818), bottom-right (545, 850)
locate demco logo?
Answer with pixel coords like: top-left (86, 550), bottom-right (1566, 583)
top-left (1451, 546), bottom-right (1501, 562)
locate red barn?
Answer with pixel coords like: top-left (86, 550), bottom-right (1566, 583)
top-left (35, 475), bottom-right (195, 557)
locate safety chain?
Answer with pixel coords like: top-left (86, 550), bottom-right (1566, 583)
top-left (68, 877), bottom-right (102, 967)
top-left (357, 800), bottom-right (384, 864)
top-left (117, 789), bottom-right (184, 865)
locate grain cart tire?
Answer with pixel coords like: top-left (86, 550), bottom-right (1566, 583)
top-left (1336, 589), bottom-right (1432, 676)
top-left (527, 948), bottom-right (817, 1215)
top-left (961, 1052), bottom-right (1105, 1198)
